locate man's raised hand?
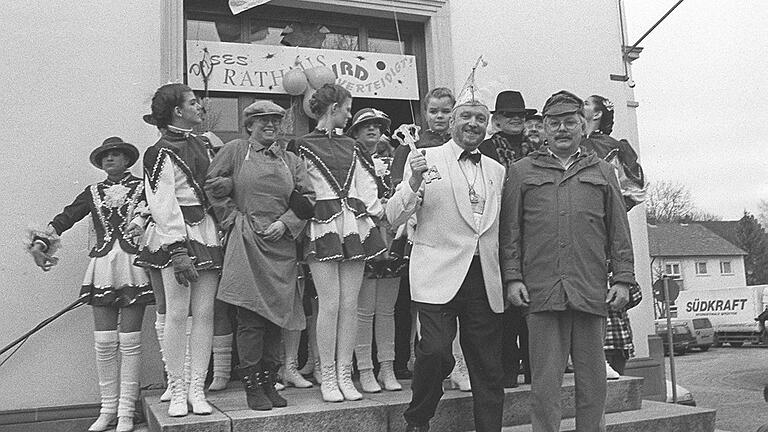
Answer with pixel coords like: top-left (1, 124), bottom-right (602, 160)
top-left (408, 150), bottom-right (428, 192)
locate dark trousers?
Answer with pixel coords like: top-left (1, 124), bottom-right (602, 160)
top-left (502, 306), bottom-right (530, 383)
top-left (403, 257), bottom-right (504, 432)
top-left (394, 274), bottom-right (413, 372)
top-left (235, 306), bottom-right (281, 371)
top-left (604, 349), bottom-right (627, 375)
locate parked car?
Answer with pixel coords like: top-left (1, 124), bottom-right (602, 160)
top-left (666, 380), bottom-right (696, 406)
top-left (655, 319), bottom-right (696, 355)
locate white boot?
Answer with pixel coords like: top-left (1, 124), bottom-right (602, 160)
top-left (188, 370), bottom-right (213, 415)
top-left (606, 361), bottom-right (621, 380)
top-left (161, 317), bottom-right (191, 402)
top-left (167, 372), bottom-right (188, 417)
top-left (378, 361), bottom-right (402, 391)
top-left (450, 355), bottom-right (471, 392)
top-left (154, 313), bottom-right (171, 402)
top-left (359, 368), bottom-right (381, 393)
top-left (337, 363), bottom-right (362, 401)
top-left (89, 331), bottom-right (119, 432)
top-left (283, 329), bottom-right (313, 388)
top-left (284, 358), bottom-right (313, 388)
top-left (208, 334), bottom-right (232, 391)
top-left (320, 362), bottom-right (343, 402)
top-left (116, 332), bottom-right (141, 432)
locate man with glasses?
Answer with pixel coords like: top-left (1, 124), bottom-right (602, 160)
top-left (500, 91), bottom-right (636, 432)
top-left (479, 90), bottom-right (538, 170)
top-left (523, 113), bottom-right (545, 152)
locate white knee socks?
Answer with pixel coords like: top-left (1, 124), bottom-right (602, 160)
top-left (94, 331), bottom-right (119, 413)
top-left (209, 334), bottom-right (232, 391)
top-left (117, 332), bottom-right (141, 432)
top-left (90, 331), bottom-right (119, 431)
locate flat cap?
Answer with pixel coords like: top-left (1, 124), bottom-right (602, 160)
top-left (243, 100), bottom-right (286, 118)
top-left (542, 90), bottom-right (584, 116)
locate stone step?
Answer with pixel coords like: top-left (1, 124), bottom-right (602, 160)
top-left (143, 375), bottom-right (643, 432)
top-left (499, 400), bottom-right (716, 432)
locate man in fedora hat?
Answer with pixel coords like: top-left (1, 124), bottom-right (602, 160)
top-left (479, 90), bottom-right (538, 170)
top-left (479, 90), bottom-right (538, 389)
top-left (500, 90), bottom-right (636, 432)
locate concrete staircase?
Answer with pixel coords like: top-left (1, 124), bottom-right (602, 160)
top-left (142, 375), bottom-right (716, 432)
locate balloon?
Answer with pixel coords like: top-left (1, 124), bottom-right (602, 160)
top-left (303, 87), bottom-right (318, 119)
top-left (283, 68), bottom-right (308, 96)
top-left (305, 66), bottom-right (337, 89)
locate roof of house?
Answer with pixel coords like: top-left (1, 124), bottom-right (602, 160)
top-left (647, 223), bottom-right (747, 257)
top-left (697, 221), bottom-right (740, 248)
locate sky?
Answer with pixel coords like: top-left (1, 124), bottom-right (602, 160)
top-left (624, 1), bottom-right (768, 220)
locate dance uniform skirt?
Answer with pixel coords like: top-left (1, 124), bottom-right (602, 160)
top-left (364, 224), bottom-right (404, 279)
top-left (303, 199), bottom-right (386, 262)
top-left (81, 244), bottom-right (154, 307)
top-left (134, 214), bottom-right (223, 270)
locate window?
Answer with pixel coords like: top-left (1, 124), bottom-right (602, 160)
top-left (664, 262), bottom-right (681, 278)
top-left (185, 3), bottom-right (426, 138)
top-left (692, 318), bottom-right (713, 329)
top-left (695, 262), bottom-right (708, 275)
top-left (720, 261), bottom-right (733, 274)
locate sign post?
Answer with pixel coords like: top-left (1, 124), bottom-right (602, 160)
top-left (664, 276), bottom-right (677, 404)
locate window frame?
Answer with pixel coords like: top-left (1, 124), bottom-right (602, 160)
top-left (695, 261), bottom-right (708, 275)
top-left (664, 262), bottom-right (681, 278)
top-left (719, 260), bottom-right (733, 275)
top-left (183, 2), bottom-right (427, 139)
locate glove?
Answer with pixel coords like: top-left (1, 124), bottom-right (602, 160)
top-left (170, 247), bottom-right (198, 287)
top-left (289, 189), bottom-right (314, 220)
top-left (29, 242), bottom-right (58, 271)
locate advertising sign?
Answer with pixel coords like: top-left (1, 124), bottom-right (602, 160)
top-left (187, 40), bottom-right (419, 100)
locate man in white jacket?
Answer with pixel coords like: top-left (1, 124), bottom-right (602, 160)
top-left (386, 96), bottom-right (506, 432)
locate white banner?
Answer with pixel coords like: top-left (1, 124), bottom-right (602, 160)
top-left (187, 41), bottom-right (419, 100)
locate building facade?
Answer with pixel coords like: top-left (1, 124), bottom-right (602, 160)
top-left (648, 223), bottom-right (748, 292)
top-left (2, 0), bottom-right (654, 412)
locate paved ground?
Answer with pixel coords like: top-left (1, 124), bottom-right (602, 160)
top-left (665, 345), bottom-right (768, 432)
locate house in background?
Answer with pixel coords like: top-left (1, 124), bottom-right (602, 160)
top-left (648, 223), bottom-right (747, 291)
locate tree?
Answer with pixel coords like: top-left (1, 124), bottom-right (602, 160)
top-left (736, 211), bottom-right (768, 285)
top-left (682, 209), bottom-right (722, 223)
top-left (646, 180), bottom-right (721, 224)
top-left (646, 180), bottom-right (695, 224)
top-left (757, 199), bottom-right (768, 229)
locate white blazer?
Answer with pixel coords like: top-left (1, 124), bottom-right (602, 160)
top-left (386, 140), bottom-right (505, 313)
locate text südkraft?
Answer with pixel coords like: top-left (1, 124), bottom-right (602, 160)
top-left (685, 298), bottom-right (748, 313)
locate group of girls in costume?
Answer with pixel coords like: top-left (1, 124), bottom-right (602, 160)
top-left (27, 82), bottom-right (462, 429)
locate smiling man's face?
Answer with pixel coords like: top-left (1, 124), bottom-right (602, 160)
top-left (451, 104), bottom-right (489, 150)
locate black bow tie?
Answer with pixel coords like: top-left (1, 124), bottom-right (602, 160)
top-left (459, 150), bottom-right (481, 164)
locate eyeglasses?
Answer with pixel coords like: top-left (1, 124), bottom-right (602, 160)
top-left (254, 116), bottom-right (283, 125)
top-left (499, 111), bottom-right (525, 119)
top-left (545, 118), bottom-right (581, 131)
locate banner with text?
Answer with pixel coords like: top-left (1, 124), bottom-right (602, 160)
top-left (187, 41), bottom-right (419, 100)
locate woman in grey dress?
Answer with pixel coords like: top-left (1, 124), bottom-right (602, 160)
top-left (207, 100), bottom-right (315, 411)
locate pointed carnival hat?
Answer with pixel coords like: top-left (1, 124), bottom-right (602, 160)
top-left (454, 56), bottom-right (491, 111)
